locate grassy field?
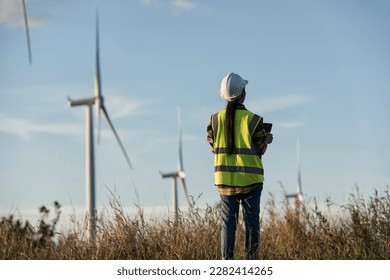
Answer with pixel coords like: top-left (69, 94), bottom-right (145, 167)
top-left (1, 187), bottom-right (389, 260)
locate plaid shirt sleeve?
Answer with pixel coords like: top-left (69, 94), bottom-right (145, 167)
top-left (207, 118), bottom-right (215, 153)
top-left (252, 117), bottom-right (268, 157)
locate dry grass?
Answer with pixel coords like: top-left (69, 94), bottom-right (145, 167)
top-left (1, 187), bottom-right (389, 260)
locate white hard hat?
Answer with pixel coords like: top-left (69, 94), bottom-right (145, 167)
top-left (220, 73), bottom-right (248, 101)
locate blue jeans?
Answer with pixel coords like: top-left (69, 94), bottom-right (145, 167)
top-left (220, 184), bottom-right (263, 260)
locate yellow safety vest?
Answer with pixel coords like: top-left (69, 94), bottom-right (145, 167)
top-left (212, 108), bottom-right (264, 187)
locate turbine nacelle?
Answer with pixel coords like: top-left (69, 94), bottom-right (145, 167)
top-left (178, 170), bottom-right (186, 179)
top-left (95, 95), bottom-right (104, 107)
top-left (67, 96), bottom-right (96, 107)
top-left (160, 171), bottom-right (180, 179)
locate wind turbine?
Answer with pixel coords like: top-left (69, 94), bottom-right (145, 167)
top-left (285, 138), bottom-right (304, 205)
top-left (160, 107), bottom-right (192, 220)
top-left (21, 0), bottom-right (32, 64)
top-left (67, 9), bottom-right (132, 241)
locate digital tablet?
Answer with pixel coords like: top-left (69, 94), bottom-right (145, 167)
top-left (263, 123), bottom-right (273, 133)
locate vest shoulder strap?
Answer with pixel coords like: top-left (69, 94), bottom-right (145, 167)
top-left (248, 114), bottom-right (262, 135)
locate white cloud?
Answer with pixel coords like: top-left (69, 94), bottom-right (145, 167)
top-left (0, 95), bottom-right (154, 139)
top-left (0, 0), bottom-right (49, 28)
top-left (0, 0), bottom-right (23, 26)
top-left (0, 113), bottom-right (135, 143)
top-left (251, 94), bottom-right (312, 114)
top-left (105, 96), bottom-right (152, 120)
top-left (278, 120), bottom-right (305, 129)
top-left (139, 0), bottom-right (195, 12)
top-left (171, 0), bottom-right (194, 11)
top-left (0, 113), bottom-right (83, 138)
top-left (140, 0), bottom-right (155, 5)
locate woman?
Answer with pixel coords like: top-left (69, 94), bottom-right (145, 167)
top-left (207, 73), bottom-right (273, 260)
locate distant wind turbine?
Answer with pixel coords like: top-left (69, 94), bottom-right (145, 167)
top-left (160, 107), bottom-right (192, 220)
top-left (67, 9), bottom-right (132, 241)
top-left (21, 0), bottom-right (32, 64)
top-left (284, 138), bottom-right (304, 205)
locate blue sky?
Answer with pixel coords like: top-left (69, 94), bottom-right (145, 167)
top-left (1, 0), bottom-right (389, 226)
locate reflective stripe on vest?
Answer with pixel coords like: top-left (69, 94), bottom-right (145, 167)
top-left (212, 109), bottom-right (264, 187)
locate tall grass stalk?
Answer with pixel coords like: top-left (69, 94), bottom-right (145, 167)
top-left (1, 187), bottom-right (389, 259)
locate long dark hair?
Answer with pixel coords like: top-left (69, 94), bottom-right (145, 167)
top-left (225, 88), bottom-right (246, 155)
top-left (225, 100), bottom-right (237, 155)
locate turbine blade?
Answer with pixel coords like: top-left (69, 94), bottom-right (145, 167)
top-left (180, 177), bottom-right (191, 206)
top-left (177, 106), bottom-right (183, 172)
top-left (94, 8), bottom-right (102, 144)
top-left (21, 0), bottom-right (32, 64)
top-left (101, 105), bottom-right (133, 170)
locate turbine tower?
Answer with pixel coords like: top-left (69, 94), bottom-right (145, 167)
top-left (160, 107), bottom-right (192, 220)
top-left (21, 0), bottom-right (32, 64)
top-left (285, 138), bottom-right (304, 205)
top-left (67, 9), bottom-right (132, 241)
